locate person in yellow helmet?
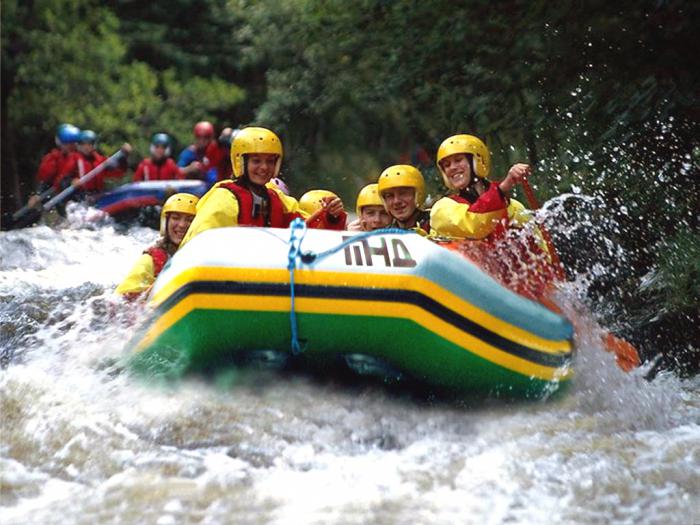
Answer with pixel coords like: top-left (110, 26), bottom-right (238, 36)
top-left (116, 193), bottom-right (198, 298)
top-left (377, 165), bottom-right (431, 235)
top-left (299, 189), bottom-right (347, 230)
top-left (180, 127), bottom-right (335, 247)
top-left (429, 134), bottom-right (531, 240)
top-left (347, 183), bottom-right (392, 231)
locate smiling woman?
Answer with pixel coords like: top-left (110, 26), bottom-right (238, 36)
top-left (430, 134), bottom-right (532, 241)
top-left (115, 193), bottom-right (198, 298)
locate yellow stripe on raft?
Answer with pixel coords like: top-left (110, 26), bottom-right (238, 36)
top-left (137, 292), bottom-right (572, 382)
top-left (150, 266), bottom-right (571, 355)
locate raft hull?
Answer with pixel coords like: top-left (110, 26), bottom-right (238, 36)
top-left (95, 180), bottom-right (209, 223)
top-left (130, 228), bottom-right (574, 399)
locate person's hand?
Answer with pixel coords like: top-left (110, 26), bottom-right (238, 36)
top-left (324, 197), bottom-right (344, 218)
top-left (499, 163), bottom-right (531, 195)
top-left (70, 177), bottom-right (81, 188)
top-left (27, 194), bottom-right (41, 208)
top-left (120, 143), bottom-right (132, 155)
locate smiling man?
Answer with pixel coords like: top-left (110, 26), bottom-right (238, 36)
top-left (377, 164), bottom-right (431, 235)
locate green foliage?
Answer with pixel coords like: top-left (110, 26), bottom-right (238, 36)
top-left (2, 0), bottom-right (244, 190)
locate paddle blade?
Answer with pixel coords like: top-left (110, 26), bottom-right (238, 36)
top-left (603, 333), bottom-right (641, 372)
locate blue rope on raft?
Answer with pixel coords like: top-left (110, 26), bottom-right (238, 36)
top-left (287, 218), bottom-right (308, 355)
top-left (286, 221), bottom-right (414, 355)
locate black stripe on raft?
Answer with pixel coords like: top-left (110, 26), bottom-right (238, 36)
top-left (156, 280), bottom-right (572, 368)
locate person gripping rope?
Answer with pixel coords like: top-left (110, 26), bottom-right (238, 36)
top-left (377, 165), bottom-right (431, 235)
top-left (347, 183), bottom-right (392, 231)
top-left (298, 189), bottom-right (347, 230)
top-left (116, 193), bottom-right (198, 298)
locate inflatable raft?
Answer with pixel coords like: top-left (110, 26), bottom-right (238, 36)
top-left (129, 225), bottom-right (574, 398)
top-left (95, 180), bottom-right (209, 222)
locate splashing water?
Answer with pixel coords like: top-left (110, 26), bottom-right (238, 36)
top-left (1, 205), bottom-right (698, 525)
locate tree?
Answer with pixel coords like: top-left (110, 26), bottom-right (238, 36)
top-left (1, 0), bottom-right (244, 209)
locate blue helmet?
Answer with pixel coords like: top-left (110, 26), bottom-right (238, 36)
top-left (151, 133), bottom-right (171, 146)
top-left (79, 129), bottom-right (98, 144)
top-left (56, 123), bottom-right (81, 145)
top-left (150, 133), bottom-right (172, 156)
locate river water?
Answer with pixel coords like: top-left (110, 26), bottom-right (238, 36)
top-left (1, 205), bottom-right (698, 525)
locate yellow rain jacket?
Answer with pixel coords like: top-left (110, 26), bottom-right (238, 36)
top-left (180, 180), bottom-right (309, 248)
top-left (116, 254), bottom-right (156, 296)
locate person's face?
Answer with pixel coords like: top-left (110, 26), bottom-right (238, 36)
top-left (62, 143), bottom-right (77, 153)
top-left (78, 142), bottom-right (95, 155)
top-left (381, 187), bottom-right (416, 222)
top-left (360, 205), bottom-right (392, 231)
top-left (440, 153), bottom-right (472, 190)
top-left (246, 153), bottom-right (278, 185)
top-left (167, 212), bottom-right (194, 246)
top-left (195, 134), bottom-right (211, 150)
top-left (152, 144), bottom-right (167, 160)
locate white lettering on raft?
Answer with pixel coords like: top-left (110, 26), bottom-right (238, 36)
top-left (342, 236), bottom-right (416, 268)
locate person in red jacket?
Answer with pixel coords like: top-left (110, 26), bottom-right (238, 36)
top-left (204, 127), bottom-right (235, 182)
top-left (177, 121), bottom-right (214, 179)
top-left (133, 133), bottom-right (200, 182)
top-left (25, 123), bottom-right (81, 210)
top-left (35, 123), bottom-right (81, 193)
top-left (55, 130), bottom-right (131, 194)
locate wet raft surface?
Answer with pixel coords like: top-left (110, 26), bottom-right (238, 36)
top-left (1, 212), bottom-right (699, 524)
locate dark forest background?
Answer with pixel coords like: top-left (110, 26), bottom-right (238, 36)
top-left (2, 0), bottom-right (698, 372)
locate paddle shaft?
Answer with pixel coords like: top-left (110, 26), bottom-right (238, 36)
top-left (521, 177), bottom-right (640, 370)
top-left (43, 150), bottom-right (125, 212)
top-left (12, 186), bottom-right (56, 222)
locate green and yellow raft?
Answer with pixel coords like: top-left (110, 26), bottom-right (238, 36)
top-left (129, 226), bottom-right (574, 398)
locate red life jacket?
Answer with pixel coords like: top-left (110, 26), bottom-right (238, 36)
top-left (144, 247), bottom-right (170, 278)
top-left (205, 142), bottom-right (232, 181)
top-left (219, 180), bottom-right (298, 227)
top-left (134, 158), bottom-right (183, 181)
top-left (449, 193), bottom-right (509, 240)
top-left (36, 149), bottom-right (72, 185)
top-left (55, 151), bottom-right (123, 192)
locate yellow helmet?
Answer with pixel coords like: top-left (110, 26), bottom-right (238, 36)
top-left (160, 193), bottom-right (198, 235)
top-left (436, 134), bottom-right (491, 189)
top-left (355, 183), bottom-right (383, 217)
top-left (377, 165), bottom-right (425, 208)
top-left (230, 127), bottom-right (283, 179)
top-left (298, 189), bottom-right (338, 216)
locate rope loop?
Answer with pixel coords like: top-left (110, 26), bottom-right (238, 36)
top-left (287, 218), bottom-right (307, 355)
top-left (285, 223), bottom-right (412, 355)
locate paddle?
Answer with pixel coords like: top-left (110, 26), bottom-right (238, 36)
top-left (42, 150), bottom-right (125, 212)
top-left (12, 186), bottom-right (56, 222)
top-left (520, 176), bottom-right (641, 371)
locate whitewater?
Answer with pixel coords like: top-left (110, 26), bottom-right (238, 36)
top-left (1, 205), bottom-right (698, 525)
